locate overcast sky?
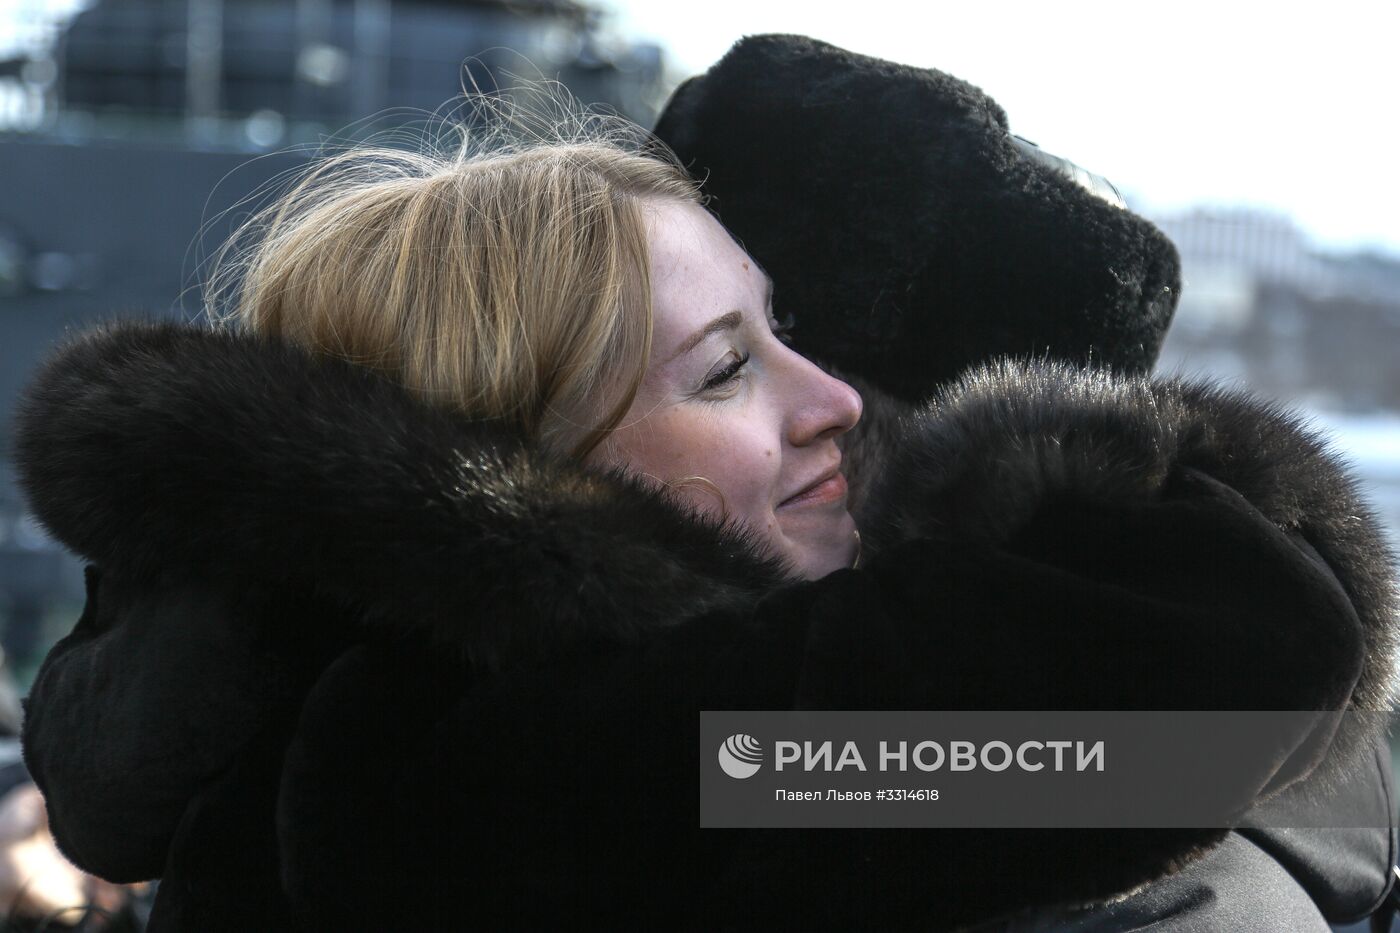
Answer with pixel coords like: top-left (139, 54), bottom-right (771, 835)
top-left (604, 0), bottom-right (1400, 256)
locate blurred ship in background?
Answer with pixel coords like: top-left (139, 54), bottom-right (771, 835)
top-left (0, 0), bottom-right (672, 683)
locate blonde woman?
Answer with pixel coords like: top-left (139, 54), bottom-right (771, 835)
top-left (15, 38), bottom-right (1398, 933)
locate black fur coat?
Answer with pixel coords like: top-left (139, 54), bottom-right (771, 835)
top-left (14, 316), bottom-right (1398, 932)
top-left (15, 32), bottom-right (1400, 933)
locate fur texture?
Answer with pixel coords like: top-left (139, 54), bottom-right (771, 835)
top-left (653, 34), bottom-right (1182, 403)
top-left (21, 323), bottom-right (1393, 708)
top-left (14, 318), bottom-right (786, 673)
top-left (11, 37), bottom-right (1392, 930)
top-left (863, 356), bottom-right (1398, 718)
top-left (14, 320), bottom-right (1399, 931)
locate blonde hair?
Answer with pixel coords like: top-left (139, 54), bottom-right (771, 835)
top-left (205, 109), bottom-right (701, 457)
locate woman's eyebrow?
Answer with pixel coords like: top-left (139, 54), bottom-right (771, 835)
top-left (667, 310), bottom-right (744, 363)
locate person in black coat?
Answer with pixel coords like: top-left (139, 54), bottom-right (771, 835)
top-left (14, 34), bottom-right (1399, 933)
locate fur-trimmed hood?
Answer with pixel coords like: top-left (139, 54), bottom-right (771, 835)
top-left (13, 319), bottom-right (1400, 931)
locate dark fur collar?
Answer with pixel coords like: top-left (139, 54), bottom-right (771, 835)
top-left (15, 320), bottom-right (1398, 714)
top-left (14, 319), bottom-right (786, 672)
top-left (857, 357), bottom-right (1398, 716)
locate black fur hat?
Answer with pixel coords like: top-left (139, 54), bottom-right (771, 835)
top-left (653, 34), bottom-right (1181, 403)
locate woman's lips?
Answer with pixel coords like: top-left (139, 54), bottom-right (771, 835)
top-left (778, 471), bottom-right (848, 509)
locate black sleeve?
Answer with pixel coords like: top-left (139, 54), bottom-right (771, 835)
top-left (20, 565), bottom-right (311, 882)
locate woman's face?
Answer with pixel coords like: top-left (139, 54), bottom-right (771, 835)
top-left (590, 199), bottom-right (863, 580)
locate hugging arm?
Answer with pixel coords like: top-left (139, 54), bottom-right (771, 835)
top-left (16, 326), bottom-right (1392, 929)
top-left (279, 364), bottom-right (1392, 931)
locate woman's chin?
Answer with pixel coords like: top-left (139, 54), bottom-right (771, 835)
top-left (778, 509), bottom-right (859, 580)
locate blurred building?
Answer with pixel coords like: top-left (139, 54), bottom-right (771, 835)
top-left (1151, 207), bottom-right (1400, 542)
top-left (0, 0), bottom-right (670, 683)
top-left (1153, 207), bottom-right (1400, 409)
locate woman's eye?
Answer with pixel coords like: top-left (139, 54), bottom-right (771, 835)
top-left (771, 312), bottom-right (796, 345)
top-left (702, 352), bottom-right (749, 392)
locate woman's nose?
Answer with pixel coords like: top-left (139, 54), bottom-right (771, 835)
top-left (786, 358), bottom-right (863, 447)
